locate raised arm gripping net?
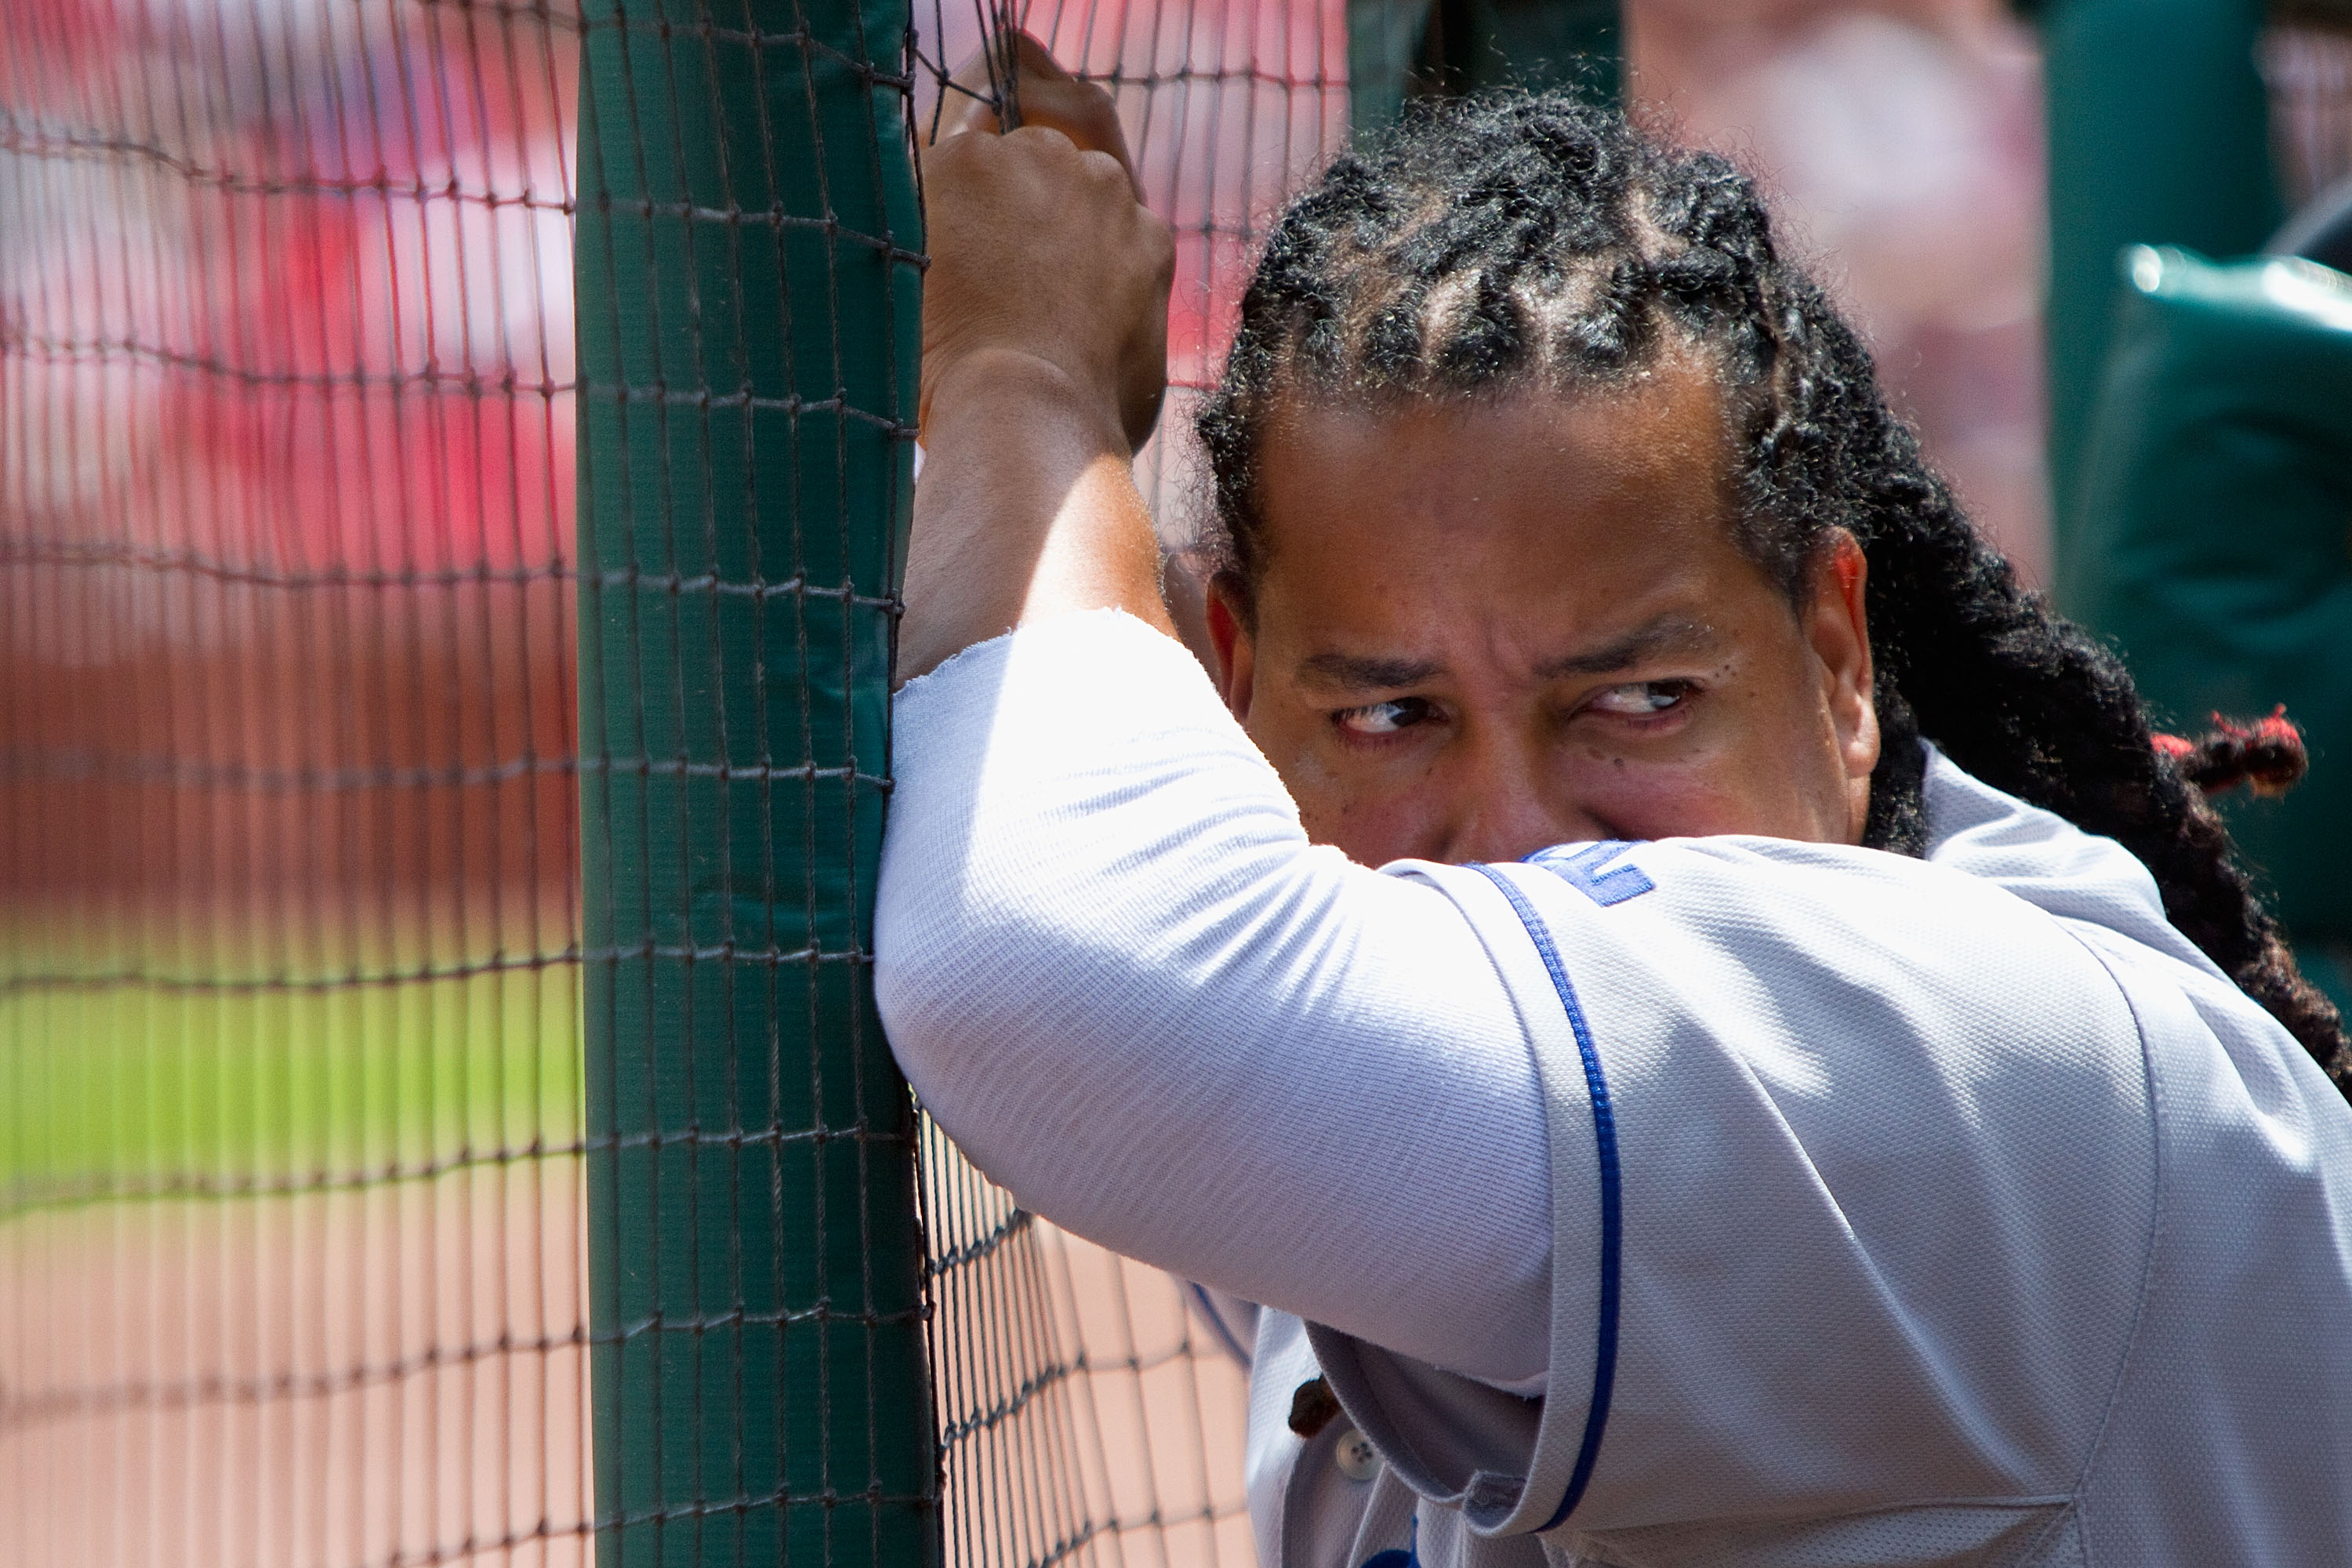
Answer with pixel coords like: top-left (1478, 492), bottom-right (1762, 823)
top-left (2, 2), bottom-right (1343, 1566)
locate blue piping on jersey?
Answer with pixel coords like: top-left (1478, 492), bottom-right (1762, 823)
top-left (1357, 1511), bottom-right (1419, 1568)
top-left (1472, 864), bottom-right (1621, 1532)
top-left (1185, 1279), bottom-right (1255, 1366)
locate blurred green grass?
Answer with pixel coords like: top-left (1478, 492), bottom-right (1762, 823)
top-left (1, 964), bottom-right (583, 1203)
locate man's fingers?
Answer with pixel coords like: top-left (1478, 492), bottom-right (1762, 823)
top-left (917, 47), bottom-right (1171, 457)
top-left (942, 30), bottom-right (1076, 106)
top-left (929, 88), bottom-right (999, 143)
top-left (936, 33), bottom-right (1046, 140)
top-left (1017, 85), bottom-right (1137, 193)
top-left (931, 31), bottom-right (1138, 192)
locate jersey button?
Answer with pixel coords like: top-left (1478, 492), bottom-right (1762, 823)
top-left (1333, 1427), bottom-right (1381, 1483)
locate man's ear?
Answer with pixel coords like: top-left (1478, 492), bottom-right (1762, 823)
top-left (1809, 529), bottom-right (1878, 788)
top-left (1204, 571), bottom-right (1256, 723)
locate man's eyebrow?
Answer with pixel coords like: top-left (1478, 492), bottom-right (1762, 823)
top-left (1294, 652), bottom-right (1444, 692)
top-left (1292, 617), bottom-right (1718, 691)
top-left (1538, 615), bottom-right (1720, 677)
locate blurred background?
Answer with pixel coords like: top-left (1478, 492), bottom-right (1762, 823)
top-left (5, 1), bottom-right (2352, 1565)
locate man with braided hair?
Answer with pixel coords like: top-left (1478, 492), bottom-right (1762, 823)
top-left (880, 49), bottom-right (2352, 1566)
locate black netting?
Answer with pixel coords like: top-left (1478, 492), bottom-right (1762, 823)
top-left (2, 2), bottom-right (591, 1564)
top-left (902, 12), bottom-right (1345, 1568)
top-left (2, 1), bottom-right (1345, 1565)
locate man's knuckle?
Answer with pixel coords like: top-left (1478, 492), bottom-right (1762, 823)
top-left (1006, 123), bottom-right (1069, 157)
top-left (931, 132), bottom-right (989, 177)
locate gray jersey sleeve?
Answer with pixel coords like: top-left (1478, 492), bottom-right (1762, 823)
top-left (877, 611), bottom-right (1554, 1388)
top-left (1311, 841), bottom-right (2159, 1542)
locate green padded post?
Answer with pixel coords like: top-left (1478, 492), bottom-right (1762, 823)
top-left (2063, 248), bottom-right (2352, 1011)
top-left (575, 4), bottom-right (934, 1567)
top-left (1349, 0), bottom-right (1617, 143)
top-left (2034, 0), bottom-right (2281, 591)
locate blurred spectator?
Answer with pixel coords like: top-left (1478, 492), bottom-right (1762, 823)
top-left (2267, 17), bottom-right (2352, 208)
top-left (1627, 0), bottom-right (2051, 583)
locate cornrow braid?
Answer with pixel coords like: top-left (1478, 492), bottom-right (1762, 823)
top-left (1195, 93), bottom-right (2351, 1089)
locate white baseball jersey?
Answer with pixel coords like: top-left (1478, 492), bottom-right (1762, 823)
top-left (877, 609), bottom-right (2352, 1568)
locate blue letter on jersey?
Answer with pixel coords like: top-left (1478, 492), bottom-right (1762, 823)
top-left (1529, 841), bottom-right (1656, 907)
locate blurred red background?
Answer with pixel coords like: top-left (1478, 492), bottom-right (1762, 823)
top-left (4, 0), bottom-right (579, 965)
top-left (7, 0), bottom-right (2256, 956)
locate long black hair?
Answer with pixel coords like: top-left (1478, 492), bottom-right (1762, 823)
top-left (1194, 93), bottom-right (2350, 1085)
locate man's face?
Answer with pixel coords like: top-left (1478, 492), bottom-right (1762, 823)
top-left (1206, 359), bottom-right (1882, 868)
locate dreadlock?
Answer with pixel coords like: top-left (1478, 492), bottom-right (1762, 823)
top-left (1194, 93), bottom-right (2350, 1088)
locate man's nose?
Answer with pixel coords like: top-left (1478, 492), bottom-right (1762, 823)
top-left (1430, 773), bottom-right (1607, 866)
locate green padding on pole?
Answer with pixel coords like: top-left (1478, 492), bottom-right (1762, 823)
top-left (1348, 0), bottom-right (1437, 139)
top-left (2036, 0), bottom-right (2281, 591)
top-left (575, 3), bottom-right (933, 1567)
top-left (2064, 248), bottom-right (2352, 1006)
top-left (1348, 0), bottom-right (1617, 143)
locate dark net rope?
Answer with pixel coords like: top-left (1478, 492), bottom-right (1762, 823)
top-left (1, 0), bottom-right (1299, 1565)
top-left (903, 7), bottom-right (1335, 1568)
top-left (2, 4), bottom-right (595, 1566)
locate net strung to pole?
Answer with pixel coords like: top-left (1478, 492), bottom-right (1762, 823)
top-left (904, 9), bottom-right (1345, 1568)
top-left (0, 1), bottom-right (1345, 1565)
top-left (4, 2), bottom-right (590, 1565)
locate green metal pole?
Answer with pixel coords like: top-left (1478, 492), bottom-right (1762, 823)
top-left (2034, 0), bottom-right (2281, 594)
top-left (575, 3), bottom-right (932, 1567)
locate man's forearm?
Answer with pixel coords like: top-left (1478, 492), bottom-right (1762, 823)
top-left (897, 348), bottom-right (1174, 685)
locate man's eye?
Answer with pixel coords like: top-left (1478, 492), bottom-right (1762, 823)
top-left (1587, 681), bottom-right (1692, 717)
top-left (1335, 698), bottom-right (1436, 736)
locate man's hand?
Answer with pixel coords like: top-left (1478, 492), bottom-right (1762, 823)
top-left (897, 35), bottom-right (1179, 684)
top-left (919, 34), bottom-right (1172, 456)
top-left (929, 31), bottom-right (1138, 182)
